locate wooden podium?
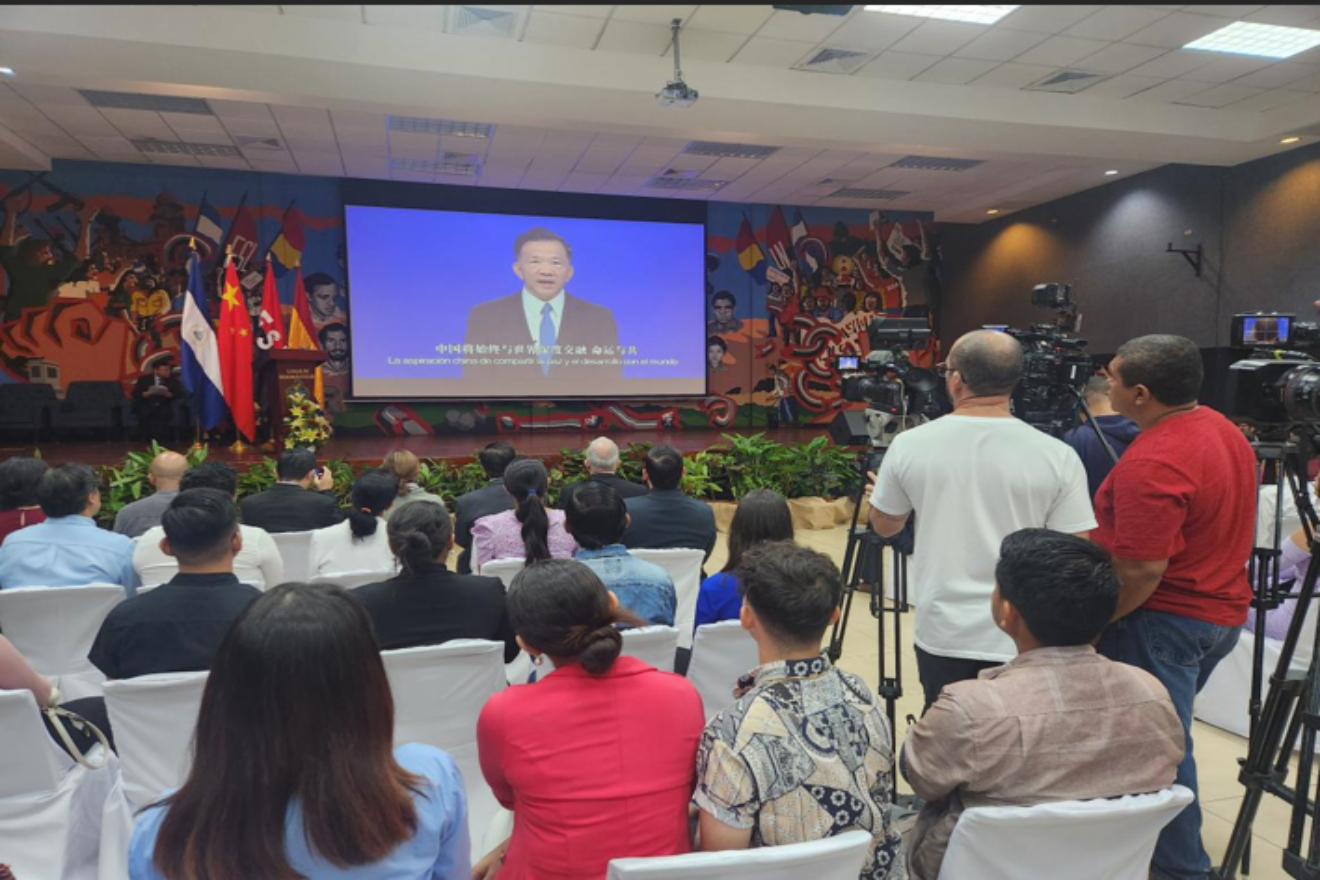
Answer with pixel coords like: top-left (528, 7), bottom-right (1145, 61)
top-left (259, 349), bottom-right (327, 452)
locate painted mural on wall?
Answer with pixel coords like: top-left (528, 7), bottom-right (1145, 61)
top-left (0, 161), bottom-right (943, 437)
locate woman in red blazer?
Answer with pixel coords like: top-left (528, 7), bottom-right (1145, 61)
top-left (475, 559), bottom-right (705, 879)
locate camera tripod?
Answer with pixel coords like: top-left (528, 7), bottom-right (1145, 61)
top-left (1214, 435), bottom-right (1320, 880)
top-left (826, 448), bottom-right (912, 781)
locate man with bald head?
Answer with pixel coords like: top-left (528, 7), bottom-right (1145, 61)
top-left (113, 450), bottom-right (189, 538)
top-left (556, 436), bottom-right (649, 511)
top-left (869, 329), bottom-right (1096, 707)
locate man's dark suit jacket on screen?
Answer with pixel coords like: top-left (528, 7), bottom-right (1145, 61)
top-left (454, 478), bottom-right (515, 574)
top-left (622, 489), bottom-right (717, 561)
top-left (239, 483), bottom-right (344, 534)
top-left (462, 292), bottom-right (622, 395)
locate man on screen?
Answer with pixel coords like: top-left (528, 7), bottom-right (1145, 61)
top-left (461, 227), bottom-right (621, 393)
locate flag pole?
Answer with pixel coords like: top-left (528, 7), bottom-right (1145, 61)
top-left (187, 237), bottom-right (206, 455)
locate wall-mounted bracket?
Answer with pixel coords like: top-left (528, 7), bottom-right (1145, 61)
top-left (1166, 242), bottom-right (1203, 278)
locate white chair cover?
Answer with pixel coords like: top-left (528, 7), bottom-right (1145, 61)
top-left (480, 556), bottom-right (525, 587)
top-left (382, 640), bottom-right (506, 854)
top-left (606, 829), bottom-right (872, 880)
top-left (0, 688), bottom-right (111, 880)
top-left (687, 620), bottom-right (759, 721)
top-left (311, 569), bottom-right (395, 590)
top-left (99, 671), bottom-right (208, 880)
top-left (620, 626), bottom-right (680, 672)
top-left (270, 529), bottom-right (315, 583)
top-left (937, 785), bottom-right (1194, 880)
top-left (630, 548), bottom-right (704, 650)
top-left (1195, 626), bottom-right (1316, 740)
top-left (0, 584), bottom-right (125, 700)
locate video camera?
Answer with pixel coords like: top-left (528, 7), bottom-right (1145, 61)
top-left (997, 283), bottom-right (1096, 435)
top-left (1224, 312), bottom-right (1320, 428)
top-left (839, 317), bottom-right (942, 448)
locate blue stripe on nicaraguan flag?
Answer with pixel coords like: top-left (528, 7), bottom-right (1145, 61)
top-left (180, 250), bottom-right (228, 430)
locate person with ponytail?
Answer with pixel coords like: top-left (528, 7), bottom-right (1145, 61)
top-left (309, 470), bottom-right (400, 578)
top-left (128, 583), bottom-right (471, 880)
top-left (355, 501), bottom-right (518, 660)
top-left (469, 458), bottom-right (576, 572)
top-left (473, 560), bottom-right (704, 880)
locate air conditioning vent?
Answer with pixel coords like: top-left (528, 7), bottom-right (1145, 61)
top-left (234, 136), bottom-right (283, 151)
top-left (891, 155), bottom-right (984, 172)
top-left (828, 187), bottom-right (910, 200)
top-left (132, 139), bottom-right (240, 157)
top-left (81, 91), bottom-right (213, 115)
top-left (389, 158), bottom-right (481, 175)
top-left (682, 141), bottom-right (780, 159)
top-left (794, 47), bottom-right (875, 74)
top-left (645, 176), bottom-right (728, 191)
top-left (1024, 69), bottom-right (1110, 94)
top-left (387, 116), bottom-right (493, 138)
top-left (447, 5), bottom-right (524, 39)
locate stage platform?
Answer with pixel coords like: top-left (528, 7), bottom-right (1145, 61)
top-left (4, 426), bottom-right (834, 468)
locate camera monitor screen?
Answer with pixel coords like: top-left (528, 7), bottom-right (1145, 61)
top-left (345, 205), bottom-right (708, 399)
top-left (837, 355), bottom-right (860, 371)
top-left (1234, 313), bottom-right (1293, 347)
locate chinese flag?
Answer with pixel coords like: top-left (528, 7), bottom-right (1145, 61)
top-left (286, 266), bottom-right (326, 406)
top-left (218, 256), bottom-right (256, 441)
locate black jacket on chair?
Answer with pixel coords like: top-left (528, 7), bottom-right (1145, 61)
top-left (557, 472), bottom-right (649, 510)
top-left (239, 483), bottom-right (344, 534)
top-left (622, 489), bottom-right (717, 561)
top-left (454, 478), bottom-right (515, 574)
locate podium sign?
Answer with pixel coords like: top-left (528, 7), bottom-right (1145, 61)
top-left (258, 349), bottom-right (327, 451)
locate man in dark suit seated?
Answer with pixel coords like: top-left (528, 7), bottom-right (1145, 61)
top-left (239, 449), bottom-right (343, 534)
top-left (131, 356), bottom-right (186, 442)
top-left (461, 227), bottom-right (622, 395)
top-left (557, 436), bottom-right (648, 511)
top-left (623, 444), bottom-right (716, 562)
top-left (454, 442), bottom-right (517, 574)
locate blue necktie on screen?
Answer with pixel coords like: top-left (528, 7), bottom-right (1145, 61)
top-left (539, 302), bottom-right (556, 375)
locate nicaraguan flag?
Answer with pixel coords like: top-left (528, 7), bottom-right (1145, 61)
top-left (194, 192), bottom-right (224, 247)
top-left (180, 249), bottom-right (228, 430)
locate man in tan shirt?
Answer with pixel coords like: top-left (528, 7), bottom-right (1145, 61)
top-left (901, 529), bottom-right (1184, 880)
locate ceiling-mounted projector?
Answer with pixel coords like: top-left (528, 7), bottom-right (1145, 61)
top-left (657, 18), bottom-right (698, 108)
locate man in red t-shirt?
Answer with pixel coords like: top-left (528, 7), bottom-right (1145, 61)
top-left (1094, 334), bottom-right (1255, 880)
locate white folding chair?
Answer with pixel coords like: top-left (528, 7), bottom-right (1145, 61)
top-left (382, 640), bottom-right (506, 854)
top-left (620, 626), bottom-right (680, 672)
top-left (631, 549), bottom-right (704, 650)
top-left (937, 785), bottom-right (1194, 880)
top-left (310, 570), bottom-right (395, 590)
top-left (270, 529), bottom-right (315, 584)
top-left (687, 620), bottom-right (759, 721)
top-left (0, 584), bottom-right (125, 700)
top-left (0, 688), bottom-right (111, 880)
top-left (606, 829), bottom-right (872, 880)
top-left (480, 556), bottom-right (525, 587)
top-left (99, 671), bottom-right (208, 880)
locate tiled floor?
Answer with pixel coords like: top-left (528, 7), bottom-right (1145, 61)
top-left (707, 523), bottom-right (1302, 880)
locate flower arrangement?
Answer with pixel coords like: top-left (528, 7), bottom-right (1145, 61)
top-left (283, 384), bottom-right (333, 450)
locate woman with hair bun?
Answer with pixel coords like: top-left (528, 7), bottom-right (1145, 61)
top-left (309, 469), bottom-right (399, 577)
top-left (355, 500), bottom-right (518, 660)
top-left (469, 458), bottom-right (576, 572)
top-left (474, 560), bottom-right (704, 879)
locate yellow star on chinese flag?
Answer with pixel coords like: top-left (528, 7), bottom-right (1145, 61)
top-left (221, 284), bottom-right (242, 311)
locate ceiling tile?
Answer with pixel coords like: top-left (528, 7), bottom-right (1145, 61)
top-left (0, 110), bottom-right (64, 135)
top-left (1072, 42), bottom-right (1167, 74)
top-left (952, 28), bottom-right (1050, 62)
top-left (207, 100), bottom-right (274, 120)
top-left (755, 8), bottom-right (850, 42)
top-left (1231, 60), bottom-right (1320, 89)
top-left (610, 5), bottom-right (697, 26)
top-left (1180, 5), bottom-right (1266, 17)
top-left (1123, 12), bottom-right (1233, 48)
top-left (161, 112), bottom-right (225, 133)
top-left (535, 5), bottom-right (615, 18)
top-left (1286, 71), bottom-right (1320, 91)
top-left (996, 6), bottom-right (1105, 35)
top-left (825, 11), bottom-right (921, 53)
top-left (1175, 82), bottom-right (1266, 107)
top-left (855, 51), bottom-right (942, 80)
top-left (1179, 54), bottom-right (1274, 83)
top-left (596, 19), bottom-right (673, 54)
top-left (730, 36), bottom-right (816, 67)
top-left (970, 61), bottom-right (1061, 88)
top-left (363, 5), bottom-right (444, 28)
top-left (1129, 78), bottom-right (1213, 102)
top-left (1014, 35), bottom-right (1111, 67)
top-left (340, 145), bottom-right (390, 161)
top-left (912, 57), bottom-right (1000, 84)
top-left (330, 110), bottom-right (388, 130)
top-left (333, 127), bottom-right (388, 145)
top-left (560, 172), bottom-right (609, 193)
top-left (1126, 49), bottom-right (1216, 78)
top-left (684, 5), bottom-right (773, 35)
top-left (1225, 87), bottom-right (1311, 111)
top-left (665, 28), bottom-right (747, 62)
top-left (1062, 6), bottom-right (1172, 41)
top-left (886, 20), bottom-right (987, 56)
top-left (1244, 5), bottom-right (1320, 27)
top-left (38, 106), bottom-right (119, 135)
top-left (1079, 73), bottom-right (1166, 98)
top-left (99, 108), bottom-right (174, 138)
top-left (7, 83), bottom-right (91, 107)
top-left (279, 5), bottom-right (363, 21)
top-left (523, 11), bottom-right (604, 48)
top-left (168, 128), bottom-right (234, 146)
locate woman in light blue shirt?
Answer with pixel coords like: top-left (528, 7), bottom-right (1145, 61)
top-left (128, 582), bottom-right (469, 880)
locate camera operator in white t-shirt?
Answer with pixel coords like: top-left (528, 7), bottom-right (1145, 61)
top-left (868, 329), bottom-right (1097, 708)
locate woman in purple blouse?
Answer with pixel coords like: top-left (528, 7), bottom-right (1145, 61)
top-left (471, 458), bottom-right (577, 572)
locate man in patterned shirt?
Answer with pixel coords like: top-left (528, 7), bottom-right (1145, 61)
top-left (693, 541), bottom-right (904, 879)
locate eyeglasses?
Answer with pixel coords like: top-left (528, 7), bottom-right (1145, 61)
top-left (935, 361), bottom-right (952, 378)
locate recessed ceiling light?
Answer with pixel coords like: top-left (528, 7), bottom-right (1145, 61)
top-left (0, 68), bottom-right (14, 77)
top-left (1184, 21), bottom-right (1320, 60)
top-left (986, 208), bottom-right (1000, 215)
top-left (1105, 169), bottom-right (1119, 175)
top-left (1281, 136), bottom-right (1302, 144)
top-left (864, 5), bottom-right (1019, 26)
